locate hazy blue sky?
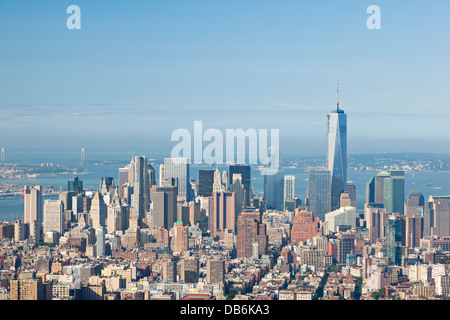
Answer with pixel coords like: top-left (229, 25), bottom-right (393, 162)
top-left (0, 0), bottom-right (449, 158)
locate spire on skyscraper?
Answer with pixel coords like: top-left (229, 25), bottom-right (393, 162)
top-left (336, 79), bottom-right (340, 111)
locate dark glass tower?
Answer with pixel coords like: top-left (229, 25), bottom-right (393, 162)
top-left (229, 165), bottom-right (251, 207)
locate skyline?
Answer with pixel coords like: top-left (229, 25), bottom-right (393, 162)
top-left (0, 0), bottom-right (449, 156)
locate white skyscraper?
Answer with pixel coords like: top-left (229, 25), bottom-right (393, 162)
top-left (96, 226), bottom-right (105, 257)
top-left (43, 199), bottom-right (64, 236)
top-left (284, 175), bottom-right (295, 202)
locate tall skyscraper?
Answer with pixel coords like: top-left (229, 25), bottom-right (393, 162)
top-left (284, 175), bottom-right (295, 204)
top-left (164, 158), bottom-right (190, 200)
top-left (0, 148), bottom-right (4, 163)
top-left (90, 191), bottom-right (107, 229)
top-left (426, 195), bottom-right (450, 237)
top-left (198, 169), bottom-right (214, 197)
top-left (236, 211), bottom-right (267, 259)
top-left (366, 170), bottom-right (405, 214)
top-left (383, 171), bottom-right (405, 215)
top-left (210, 192), bottom-right (236, 240)
top-left (326, 85), bottom-right (347, 210)
top-left (68, 177), bottom-right (83, 195)
top-left (264, 168), bottom-right (284, 211)
top-left (229, 165), bottom-right (251, 207)
top-left (309, 170), bottom-right (331, 222)
top-left (24, 186), bottom-right (43, 239)
top-left (100, 177), bottom-right (114, 195)
top-left (213, 167), bottom-right (223, 193)
top-left (386, 216), bottom-right (404, 265)
top-left (43, 199), bottom-right (64, 236)
top-left (133, 156), bottom-right (149, 220)
top-left (405, 190), bottom-right (425, 217)
top-left (151, 185), bottom-right (178, 229)
top-left (172, 221), bottom-right (189, 254)
top-left (96, 226), bottom-right (105, 257)
top-left (118, 167), bottom-right (129, 188)
top-left (229, 174), bottom-right (245, 215)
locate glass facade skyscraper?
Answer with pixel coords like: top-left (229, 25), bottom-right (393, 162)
top-left (164, 158), bottom-right (190, 200)
top-left (309, 169), bottom-right (331, 222)
top-left (327, 96), bottom-right (347, 211)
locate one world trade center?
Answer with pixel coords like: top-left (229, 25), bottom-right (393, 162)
top-left (327, 83), bottom-right (347, 210)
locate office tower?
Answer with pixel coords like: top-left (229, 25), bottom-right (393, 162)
top-left (336, 233), bottom-right (355, 265)
top-left (366, 204), bottom-right (388, 243)
top-left (164, 158), bottom-right (190, 199)
top-left (177, 203), bottom-right (190, 225)
top-left (59, 191), bottom-right (74, 214)
top-left (181, 257), bottom-right (199, 283)
top-left (366, 170), bottom-right (405, 214)
top-left (159, 164), bottom-right (165, 186)
top-left (198, 169), bottom-right (214, 197)
top-left (70, 195), bottom-right (82, 221)
top-left (366, 171), bottom-right (390, 206)
top-left (133, 156), bottom-right (149, 220)
top-left (90, 191), bottom-right (107, 229)
top-left (189, 201), bottom-right (200, 226)
top-left (346, 181), bottom-right (357, 208)
top-left (290, 210), bottom-right (321, 245)
top-left (386, 216), bottom-right (404, 265)
top-left (43, 199), bottom-right (64, 236)
top-left (151, 185), bottom-right (178, 229)
top-left (405, 215), bottom-right (423, 249)
top-left (229, 165), bottom-right (251, 207)
top-left (264, 168), bottom-right (284, 211)
top-left (206, 259), bottom-right (225, 284)
top-left (100, 177), bottom-right (114, 195)
top-left (96, 226), bottom-right (105, 257)
top-left (0, 148), bottom-right (4, 163)
top-left (284, 175), bottom-right (295, 206)
top-left (23, 185), bottom-right (42, 239)
top-left (172, 221), bottom-right (189, 253)
top-left (325, 206), bottom-right (357, 233)
top-left (125, 157), bottom-right (135, 186)
top-left (308, 170), bottom-right (331, 221)
top-left (209, 192), bottom-right (236, 240)
top-left (162, 260), bottom-right (177, 283)
top-left (423, 200), bottom-right (434, 237)
top-left (147, 163), bottom-right (156, 187)
top-left (118, 167), bottom-right (129, 188)
top-left (107, 193), bottom-right (129, 233)
top-left (14, 220), bottom-right (27, 242)
top-left (229, 174), bottom-right (245, 215)
top-left (222, 171), bottom-right (228, 190)
top-left (213, 167), bottom-right (223, 193)
top-left (427, 196), bottom-right (450, 237)
top-left (383, 171), bottom-right (405, 214)
top-left (68, 177), bottom-right (83, 195)
top-left (236, 211), bottom-right (268, 258)
top-left (326, 87), bottom-right (347, 211)
top-left (405, 190), bottom-right (425, 217)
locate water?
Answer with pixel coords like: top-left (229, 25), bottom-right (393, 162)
top-left (2, 148), bottom-right (450, 221)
